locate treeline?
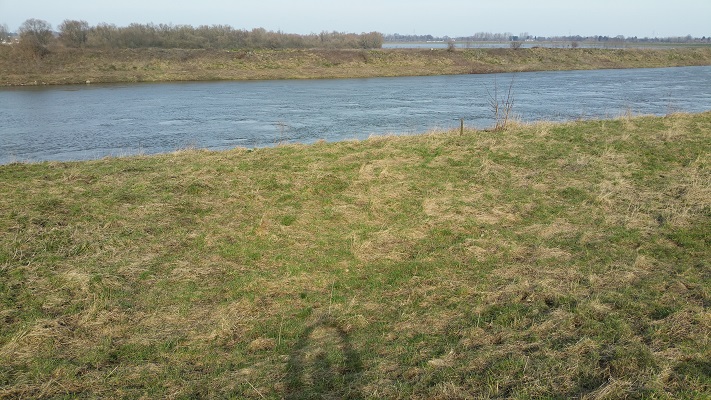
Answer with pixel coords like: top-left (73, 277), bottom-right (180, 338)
top-left (385, 31), bottom-right (710, 44)
top-left (12, 18), bottom-right (383, 54)
top-left (538, 35), bottom-right (711, 43)
top-left (385, 32), bottom-right (516, 42)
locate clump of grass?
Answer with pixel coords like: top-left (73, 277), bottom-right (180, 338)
top-left (0, 112), bottom-right (709, 398)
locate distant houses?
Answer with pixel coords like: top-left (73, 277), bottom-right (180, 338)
top-left (1, 33), bottom-right (19, 45)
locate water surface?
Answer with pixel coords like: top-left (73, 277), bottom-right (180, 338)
top-left (1, 66), bottom-right (710, 163)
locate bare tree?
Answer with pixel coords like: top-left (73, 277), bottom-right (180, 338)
top-left (59, 20), bottom-right (89, 47)
top-left (0, 23), bottom-right (10, 43)
top-left (446, 39), bottom-right (456, 52)
top-left (19, 18), bottom-right (53, 46)
top-left (18, 18), bottom-right (54, 57)
top-left (358, 32), bottom-right (384, 49)
top-left (87, 23), bottom-right (118, 48)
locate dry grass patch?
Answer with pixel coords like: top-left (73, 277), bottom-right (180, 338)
top-left (3, 47), bottom-right (711, 86)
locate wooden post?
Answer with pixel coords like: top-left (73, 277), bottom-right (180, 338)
top-left (460, 118), bottom-right (464, 135)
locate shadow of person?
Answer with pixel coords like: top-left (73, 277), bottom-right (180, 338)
top-left (285, 316), bottom-right (363, 399)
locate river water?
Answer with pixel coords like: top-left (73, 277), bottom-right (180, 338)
top-left (1, 66), bottom-right (710, 164)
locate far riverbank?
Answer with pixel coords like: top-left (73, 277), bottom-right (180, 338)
top-left (2, 47), bottom-right (711, 86)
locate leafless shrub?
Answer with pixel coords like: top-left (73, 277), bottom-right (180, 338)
top-left (59, 20), bottom-right (90, 48)
top-left (17, 18), bottom-right (54, 58)
top-left (487, 76), bottom-right (516, 131)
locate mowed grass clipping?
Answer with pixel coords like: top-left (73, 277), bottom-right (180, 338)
top-left (1, 112), bottom-right (710, 399)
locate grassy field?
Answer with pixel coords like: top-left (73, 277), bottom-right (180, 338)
top-left (1, 112), bottom-right (710, 398)
top-left (2, 47), bottom-right (711, 86)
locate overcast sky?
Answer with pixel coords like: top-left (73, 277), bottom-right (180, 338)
top-left (1, 0), bottom-right (709, 38)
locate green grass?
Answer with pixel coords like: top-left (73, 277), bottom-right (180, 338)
top-left (1, 112), bottom-right (710, 398)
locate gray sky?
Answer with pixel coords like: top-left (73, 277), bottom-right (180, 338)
top-left (1, 0), bottom-right (709, 38)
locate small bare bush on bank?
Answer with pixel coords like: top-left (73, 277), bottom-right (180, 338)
top-left (487, 76), bottom-right (516, 130)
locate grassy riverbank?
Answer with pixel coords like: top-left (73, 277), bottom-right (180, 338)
top-left (1, 112), bottom-right (710, 398)
top-left (2, 47), bottom-right (711, 85)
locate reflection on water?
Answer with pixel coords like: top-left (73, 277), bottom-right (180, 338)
top-left (1, 66), bottom-right (710, 163)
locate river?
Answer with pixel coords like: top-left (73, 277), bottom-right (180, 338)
top-left (1, 66), bottom-right (710, 164)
